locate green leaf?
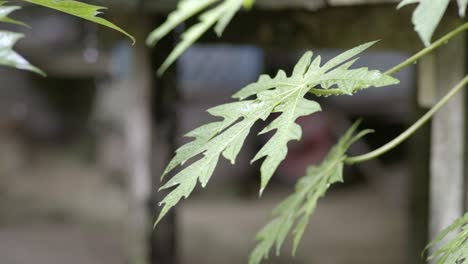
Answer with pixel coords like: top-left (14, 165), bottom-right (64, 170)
top-left (0, 3), bottom-right (42, 75)
top-left (0, 2), bottom-right (29, 27)
top-left (249, 122), bottom-right (373, 264)
top-left (424, 213), bottom-right (468, 264)
top-left (148, 0), bottom-right (245, 75)
top-left (214, 0), bottom-right (244, 36)
top-left (22, 0), bottom-right (135, 43)
top-left (459, 0), bottom-right (468, 16)
top-left (0, 30), bottom-right (45, 75)
top-left (155, 42), bottom-right (398, 226)
top-left (396, 0), bottom-right (468, 43)
top-left (397, 0), bottom-right (450, 46)
top-left (146, 0), bottom-right (219, 47)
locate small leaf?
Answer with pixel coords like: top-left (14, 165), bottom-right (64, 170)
top-left (146, 0), bottom-right (219, 47)
top-left (149, 0), bottom-right (245, 75)
top-left (0, 2), bottom-right (29, 27)
top-left (23, 0), bottom-right (135, 43)
top-left (249, 121), bottom-right (373, 264)
top-left (424, 213), bottom-right (468, 264)
top-left (397, 0), bottom-right (450, 46)
top-left (0, 3), bottom-right (42, 74)
top-left (0, 30), bottom-right (44, 75)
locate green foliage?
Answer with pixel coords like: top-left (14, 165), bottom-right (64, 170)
top-left (425, 214), bottom-right (468, 264)
top-left (398, 0), bottom-right (467, 46)
top-left (146, 0), bottom-right (217, 47)
top-left (0, 1), bottom-right (28, 27)
top-left (23, 0), bottom-right (134, 43)
top-left (0, 30), bottom-right (44, 75)
top-left (146, 0), bottom-right (247, 75)
top-left (155, 41), bottom-right (399, 226)
top-left (460, 0), bottom-right (468, 16)
top-left (0, 0), bottom-right (133, 75)
top-left (249, 122), bottom-right (373, 264)
top-left (0, 3), bottom-right (43, 75)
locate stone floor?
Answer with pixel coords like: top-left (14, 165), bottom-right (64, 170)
top-left (0, 187), bottom-right (407, 264)
top-left (0, 152), bottom-right (409, 264)
top-left (179, 186), bottom-right (407, 264)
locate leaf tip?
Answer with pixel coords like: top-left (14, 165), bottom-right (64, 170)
top-left (459, 6), bottom-right (467, 17)
top-left (258, 188), bottom-right (264, 197)
top-left (154, 215), bottom-right (163, 228)
top-left (214, 27), bottom-right (223, 38)
top-left (292, 246), bottom-right (299, 257)
top-left (157, 66), bottom-right (166, 77)
top-left (145, 36), bottom-right (157, 47)
top-left (35, 68), bottom-right (47, 77)
top-left (365, 39), bottom-right (380, 48)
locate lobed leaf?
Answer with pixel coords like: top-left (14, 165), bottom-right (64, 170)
top-left (22, 0), bottom-right (135, 43)
top-left (425, 213), bottom-right (468, 264)
top-left (0, 3), bottom-right (43, 75)
top-left (249, 122), bottom-right (373, 264)
top-left (0, 1), bottom-right (28, 27)
top-left (0, 30), bottom-right (44, 75)
top-left (155, 42), bottom-right (398, 226)
top-left (148, 0), bottom-right (246, 75)
top-left (398, 0), bottom-right (468, 46)
top-left (146, 0), bottom-right (219, 47)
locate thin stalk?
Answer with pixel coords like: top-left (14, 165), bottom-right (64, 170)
top-left (345, 75), bottom-right (468, 165)
top-left (307, 22), bottom-right (468, 96)
top-left (344, 22), bottom-right (468, 164)
top-left (385, 22), bottom-right (468, 75)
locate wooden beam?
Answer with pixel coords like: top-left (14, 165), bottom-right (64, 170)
top-left (196, 5), bottom-right (462, 52)
top-left (429, 28), bottom-right (466, 246)
top-left (22, 5), bottom-right (462, 76)
top-left (149, 15), bottom-right (179, 264)
top-left (111, 0), bottom-right (399, 12)
top-left (99, 16), bottom-right (154, 264)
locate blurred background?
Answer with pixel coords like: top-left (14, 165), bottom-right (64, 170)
top-left (0, 1), bottom-right (466, 264)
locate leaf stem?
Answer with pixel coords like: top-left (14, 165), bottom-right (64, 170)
top-left (307, 23), bottom-right (468, 97)
top-left (345, 22), bottom-right (468, 164)
top-left (345, 74), bottom-right (468, 164)
top-left (385, 22), bottom-right (468, 76)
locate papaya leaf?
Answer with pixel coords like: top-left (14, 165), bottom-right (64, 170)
top-left (22, 0), bottom-right (135, 43)
top-left (155, 41), bottom-right (399, 226)
top-left (249, 122), bottom-right (373, 264)
top-left (424, 213), bottom-right (468, 264)
top-left (0, 30), bottom-right (44, 75)
top-left (147, 0), bottom-right (245, 75)
top-left (0, 3), bottom-right (43, 75)
top-left (397, 0), bottom-right (468, 46)
top-left (0, 1), bottom-right (29, 27)
top-left (146, 0), bottom-right (219, 47)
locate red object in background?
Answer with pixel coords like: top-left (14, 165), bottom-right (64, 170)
top-left (277, 113), bottom-right (333, 182)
